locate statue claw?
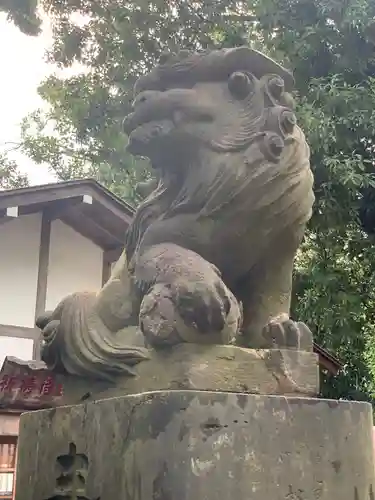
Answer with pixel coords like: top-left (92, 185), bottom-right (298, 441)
top-left (262, 314), bottom-right (313, 351)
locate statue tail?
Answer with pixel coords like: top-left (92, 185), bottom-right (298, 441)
top-left (41, 292), bottom-right (149, 382)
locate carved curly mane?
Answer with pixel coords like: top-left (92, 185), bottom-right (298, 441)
top-left (125, 49), bottom-right (313, 278)
top-left (126, 131), bottom-right (312, 272)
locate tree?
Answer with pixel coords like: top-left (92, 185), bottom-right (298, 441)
top-left (20, 0), bottom-right (248, 203)
top-left (0, 153), bottom-right (29, 190)
top-left (0, 0), bottom-right (41, 35)
top-left (16, 0), bottom-right (375, 401)
top-left (249, 0), bottom-right (375, 401)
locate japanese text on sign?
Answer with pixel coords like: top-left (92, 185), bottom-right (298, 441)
top-left (0, 374), bottom-right (63, 397)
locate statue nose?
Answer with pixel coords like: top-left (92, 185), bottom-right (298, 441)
top-left (132, 90), bottom-right (162, 110)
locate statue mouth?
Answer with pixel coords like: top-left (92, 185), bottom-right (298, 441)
top-left (122, 88), bottom-right (188, 137)
top-left (125, 119), bottom-right (176, 156)
top-left (122, 88), bottom-right (214, 157)
top-left (122, 95), bottom-right (181, 156)
top-left (123, 108), bottom-right (171, 136)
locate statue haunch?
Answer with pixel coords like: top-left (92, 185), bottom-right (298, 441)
top-left (37, 47), bottom-right (315, 380)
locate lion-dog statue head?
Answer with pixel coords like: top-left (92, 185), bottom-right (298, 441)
top-left (123, 47), bottom-right (314, 290)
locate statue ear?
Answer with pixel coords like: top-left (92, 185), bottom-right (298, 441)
top-left (227, 71), bottom-right (254, 100)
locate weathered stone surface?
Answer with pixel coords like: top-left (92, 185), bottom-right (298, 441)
top-left (0, 345), bottom-right (318, 410)
top-left (96, 344), bottom-right (319, 398)
top-left (15, 391), bottom-right (374, 500)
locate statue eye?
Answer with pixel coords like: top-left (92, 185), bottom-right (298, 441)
top-left (228, 71), bottom-right (254, 100)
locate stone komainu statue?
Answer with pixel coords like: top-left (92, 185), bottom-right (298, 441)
top-left (37, 47), bottom-right (315, 380)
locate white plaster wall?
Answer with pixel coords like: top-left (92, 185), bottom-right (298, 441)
top-left (0, 414), bottom-right (19, 436)
top-left (46, 220), bottom-right (103, 311)
top-left (0, 214), bottom-right (41, 327)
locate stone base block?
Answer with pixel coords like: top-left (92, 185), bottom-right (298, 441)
top-left (0, 345), bottom-right (319, 411)
top-left (97, 344), bottom-right (319, 399)
top-left (15, 391), bottom-right (374, 500)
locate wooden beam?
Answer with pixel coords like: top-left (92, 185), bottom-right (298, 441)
top-left (45, 196), bottom-right (126, 248)
top-left (0, 182), bottom-right (132, 246)
top-left (104, 247), bottom-right (123, 263)
top-left (61, 207), bottom-right (124, 249)
top-left (0, 206), bottom-right (19, 226)
top-left (0, 183), bottom-right (133, 224)
top-left (33, 212), bottom-right (51, 360)
top-left (0, 325), bottom-right (40, 340)
top-left (85, 189), bottom-right (133, 224)
top-left (0, 185), bottom-right (96, 211)
top-left (35, 196), bottom-right (93, 221)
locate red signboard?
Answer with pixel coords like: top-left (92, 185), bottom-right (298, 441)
top-left (0, 374), bottom-right (63, 397)
top-left (0, 357), bottom-right (65, 410)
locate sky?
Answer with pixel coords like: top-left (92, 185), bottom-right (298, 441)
top-left (0, 13), bottom-right (56, 185)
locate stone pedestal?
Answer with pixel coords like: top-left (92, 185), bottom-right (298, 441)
top-left (0, 346), bottom-right (319, 412)
top-left (15, 391), bottom-right (374, 500)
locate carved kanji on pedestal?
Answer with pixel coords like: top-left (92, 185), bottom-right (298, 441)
top-left (46, 442), bottom-right (98, 500)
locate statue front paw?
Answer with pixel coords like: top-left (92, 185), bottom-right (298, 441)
top-left (134, 243), bottom-right (243, 348)
top-left (139, 278), bottom-right (243, 348)
top-left (262, 313), bottom-right (313, 351)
